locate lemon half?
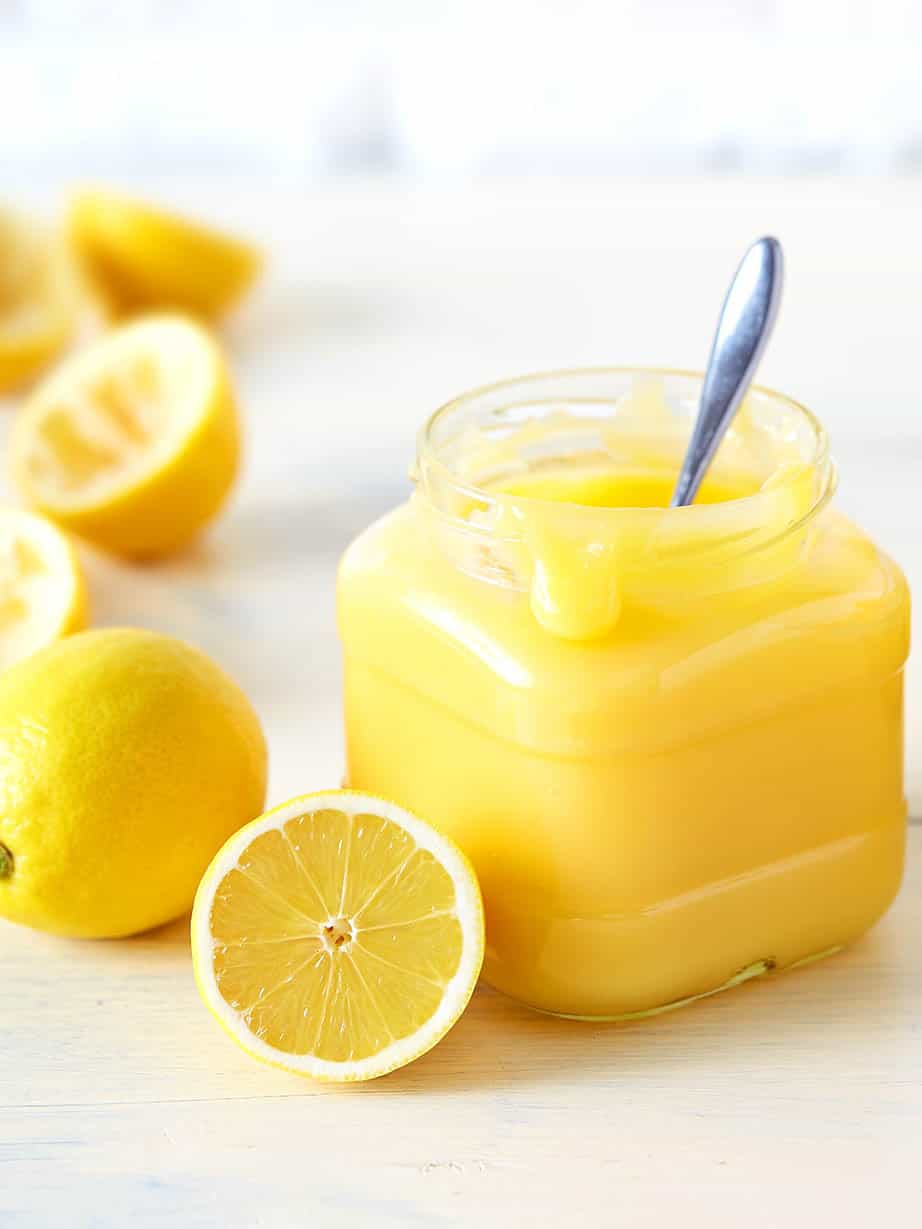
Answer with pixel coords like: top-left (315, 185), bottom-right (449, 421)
top-left (0, 507), bottom-right (87, 669)
top-left (192, 791), bottom-right (485, 1082)
top-left (69, 189), bottom-right (262, 320)
top-left (0, 209), bottom-right (74, 392)
top-left (11, 314), bottom-right (240, 558)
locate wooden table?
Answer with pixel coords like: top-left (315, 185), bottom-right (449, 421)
top-left (2, 180), bottom-right (921, 1226)
top-left (3, 832), bottom-right (921, 1228)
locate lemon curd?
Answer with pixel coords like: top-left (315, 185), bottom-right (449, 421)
top-left (338, 370), bottom-right (909, 1019)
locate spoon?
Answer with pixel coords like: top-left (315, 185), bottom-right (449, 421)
top-left (670, 236), bottom-right (784, 507)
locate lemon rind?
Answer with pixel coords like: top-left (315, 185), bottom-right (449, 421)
top-left (68, 189), bottom-right (262, 319)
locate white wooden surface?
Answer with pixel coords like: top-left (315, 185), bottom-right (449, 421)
top-left (1, 180), bottom-right (921, 1227)
top-left (2, 838), bottom-right (922, 1229)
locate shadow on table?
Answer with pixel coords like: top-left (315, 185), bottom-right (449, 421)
top-left (1, 911), bottom-right (192, 975)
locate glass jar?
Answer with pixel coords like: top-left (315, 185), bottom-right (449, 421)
top-left (338, 369), bottom-right (909, 1019)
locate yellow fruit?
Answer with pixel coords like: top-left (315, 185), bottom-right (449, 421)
top-left (0, 627), bottom-right (267, 938)
top-left (10, 314), bottom-right (241, 559)
top-left (69, 189), bottom-right (262, 320)
top-left (0, 209), bottom-right (74, 392)
top-left (192, 791), bottom-right (485, 1082)
top-left (0, 506), bottom-right (87, 669)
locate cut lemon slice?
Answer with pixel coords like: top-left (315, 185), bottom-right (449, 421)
top-left (191, 791), bottom-right (485, 1082)
top-left (10, 314), bottom-right (240, 559)
top-left (0, 507), bottom-right (87, 669)
top-left (68, 189), bottom-right (262, 320)
top-left (0, 209), bottom-right (74, 392)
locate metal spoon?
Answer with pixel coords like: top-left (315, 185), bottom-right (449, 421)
top-left (670, 236), bottom-right (784, 507)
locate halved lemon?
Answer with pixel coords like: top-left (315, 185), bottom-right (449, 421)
top-left (191, 791), bottom-right (485, 1082)
top-left (0, 507), bottom-right (87, 669)
top-left (10, 314), bottom-right (240, 559)
top-left (0, 209), bottom-right (74, 392)
top-left (68, 189), bottom-right (262, 320)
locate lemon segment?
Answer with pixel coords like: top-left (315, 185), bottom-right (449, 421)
top-left (0, 209), bottom-right (74, 392)
top-left (10, 314), bottom-right (240, 558)
top-left (69, 189), bottom-right (262, 320)
top-left (0, 507), bottom-right (87, 669)
top-left (0, 628), bottom-right (268, 938)
top-left (192, 791), bottom-right (485, 1082)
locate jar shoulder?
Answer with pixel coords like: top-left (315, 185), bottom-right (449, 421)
top-left (340, 502), bottom-right (908, 664)
top-left (338, 502), bottom-right (909, 753)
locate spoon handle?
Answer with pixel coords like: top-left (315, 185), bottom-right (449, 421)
top-left (670, 236), bottom-right (784, 508)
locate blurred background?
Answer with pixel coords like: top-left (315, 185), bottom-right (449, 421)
top-left (3, 1), bottom-right (921, 529)
top-left (1, 0), bottom-right (920, 801)
top-left (3, 0), bottom-right (922, 183)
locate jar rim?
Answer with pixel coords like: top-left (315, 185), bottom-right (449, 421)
top-left (418, 364), bottom-right (831, 512)
top-left (414, 366), bottom-right (838, 583)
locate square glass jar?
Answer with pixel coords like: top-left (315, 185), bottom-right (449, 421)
top-left (338, 369), bottom-right (909, 1019)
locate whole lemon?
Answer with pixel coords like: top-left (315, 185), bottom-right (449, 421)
top-left (0, 628), bottom-right (267, 938)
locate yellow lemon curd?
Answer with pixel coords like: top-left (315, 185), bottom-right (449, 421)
top-left (338, 370), bottom-right (909, 1019)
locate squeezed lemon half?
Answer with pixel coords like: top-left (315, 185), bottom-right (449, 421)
top-left (0, 507), bottom-right (86, 669)
top-left (192, 791), bottom-right (485, 1082)
top-left (69, 189), bottom-right (262, 320)
top-left (10, 314), bottom-right (240, 558)
top-left (0, 209), bottom-right (74, 392)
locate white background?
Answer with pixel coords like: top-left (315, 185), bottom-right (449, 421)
top-left (3, 0), bottom-right (922, 182)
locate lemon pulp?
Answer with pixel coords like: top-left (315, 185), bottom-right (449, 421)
top-left (193, 793), bottom-right (485, 1080)
top-left (17, 318), bottom-right (214, 504)
top-left (11, 314), bottom-right (240, 557)
top-left (0, 508), bottom-right (86, 668)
